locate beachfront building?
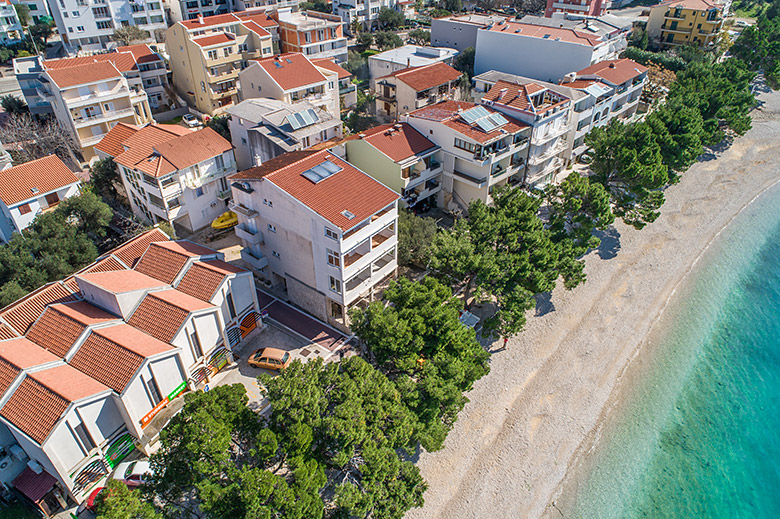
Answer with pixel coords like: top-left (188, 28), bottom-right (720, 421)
top-left (334, 0), bottom-right (414, 34)
top-left (560, 58), bottom-right (648, 158)
top-left (312, 57), bottom-right (357, 108)
top-left (46, 0), bottom-right (164, 53)
top-left (431, 13), bottom-right (507, 50)
top-left (229, 149), bottom-right (399, 331)
top-left (473, 14), bottom-right (631, 83)
top-left (165, 12), bottom-right (275, 116)
top-left (372, 61), bottom-right (462, 122)
top-left (227, 98), bottom-right (343, 170)
top-left (272, 9), bottom-right (348, 63)
top-left (0, 155), bottom-right (82, 244)
top-left (95, 124), bottom-right (235, 232)
top-left (646, 0), bottom-right (725, 48)
top-left (403, 101), bottom-right (531, 211)
top-left (37, 58), bottom-right (153, 159)
top-left (368, 45), bottom-right (458, 80)
top-left (345, 123), bottom-right (444, 210)
top-left (0, 0), bottom-right (22, 44)
top-left (0, 229), bottom-right (262, 513)
top-left (545, 0), bottom-right (606, 18)
top-left (238, 52), bottom-right (340, 119)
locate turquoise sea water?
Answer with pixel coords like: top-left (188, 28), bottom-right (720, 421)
top-left (568, 182), bottom-right (780, 519)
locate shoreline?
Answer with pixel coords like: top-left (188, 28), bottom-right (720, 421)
top-left (405, 86), bottom-right (780, 519)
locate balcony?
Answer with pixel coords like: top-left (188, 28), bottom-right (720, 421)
top-left (80, 133), bottom-right (108, 148)
top-left (528, 142), bottom-right (566, 165)
top-left (73, 108), bottom-right (135, 128)
top-left (235, 223), bottom-right (264, 245)
top-left (551, 1), bottom-right (589, 9)
top-left (184, 166), bottom-right (236, 189)
top-left (241, 248), bottom-right (268, 270)
top-left (209, 86), bottom-right (237, 100)
top-left (216, 189), bottom-right (231, 200)
top-left (208, 67), bottom-right (240, 81)
top-left (339, 83), bottom-right (357, 96)
top-left (452, 169), bottom-right (488, 188)
top-left (661, 24), bottom-right (693, 34)
top-left (229, 201), bottom-right (258, 218)
top-left (533, 124), bottom-right (569, 144)
top-left (64, 84), bottom-right (126, 107)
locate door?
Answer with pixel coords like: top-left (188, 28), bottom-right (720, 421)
top-left (670, 20), bottom-right (678, 30)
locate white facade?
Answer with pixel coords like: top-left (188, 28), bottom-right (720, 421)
top-left (334, 0), bottom-right (413, 34)
top-left (0, 0), bottom-right (21, 44)
top-left (11, 0), bottom-right (51, 24)
top-left (431, 14), bottom-right (506, 50)
top-left (0, 182), bottom-right (82, 243)
top-left (165, 0), bottom-right (232, 23)
top-left (368, 45), bottom-right (458, 80)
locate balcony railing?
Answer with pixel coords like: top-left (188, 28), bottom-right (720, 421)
top-left (452, 169), bottom-right (487, 188)
top-left (235, 223), bottom-right (264, 245)
top-left (73, 108), bottom-right (135, 127)
top-left (184, 166), bottom-right (236, 189)
top-left (229, 201), bottom-right (258, 218)
top-left (240, 248), bottom-right (268, 270)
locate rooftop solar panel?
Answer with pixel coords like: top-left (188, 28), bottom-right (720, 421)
top-left (301, 159), bottom-right (342, 183)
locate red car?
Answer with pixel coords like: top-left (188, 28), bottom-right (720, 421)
top-left (85, 486), bottom-right (107, 512)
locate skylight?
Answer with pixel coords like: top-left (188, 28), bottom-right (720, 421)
top-left (341, 210), bottom-right (356, 219)
top-left (301, 159), bottom-right (342, 183)
top-left (287, 108), bottom-right (320, 130)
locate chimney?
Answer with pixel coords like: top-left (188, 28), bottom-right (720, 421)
top-left (198, 14), bottom-right (204, 24)
top-left (498, 87), bottom-right (508, 100)
top-left (407, 57), bottom-right (410, 68)
top-left (609, 62), bottom-right (616, 68)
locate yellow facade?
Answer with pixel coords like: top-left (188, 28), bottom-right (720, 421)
top-left (647, 0), bottom-right (724, 48)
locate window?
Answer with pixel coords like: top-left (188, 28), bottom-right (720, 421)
top-left (329, 276), bottom-right (341, 294)
top-left (150, 14), bottom-right (163, 22)
top-left (325, 227), bottom-right (338, 240)
top-left (241, 137), bottom-right (247, 146)
top-left (263, 198), bottom-right (273, 207)
top-left (195, 187), bottom-right (204, 197)
top-left (238, 43), bottom-right (248, 52)
top-left (146, 376), bottom-right (163, 404)
top-left (44, 192), bottom-right (60, 207)
top-left (268, 224), bottom-right (276, 233)
top-left (454, 137), bottom-right (478, 154)
top-left (73, 421), bottom-right (96, 453)
top-left (226, 292), bottom-right (236, 319)
top-left (17, 203), bottom-right (31, 215)
top-left (190, 329), bottom-right (203, 357)
top-left (304, 32), bottom-right (311, 43)
top-left (327, 249), bottom-right (340, 267)
top-left (96, 20), bottom-right (112, 29)
top-left (71, 10), bottom-right (78, 16)
top-left (207, 50), bottom-right (218, 60)
top-left (223, 46), bottom-right (232, 57)
top-left (77, 25), bottom-right (85, 32)
top-left (68, 26), bottom-right (73, 32)
top-left (272, 250), bottom-right (280, 258)
top-left (215, 154), bottom-right (224, 170)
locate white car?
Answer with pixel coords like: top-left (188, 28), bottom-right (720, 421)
top-left (182, 113), bottom-right (200, 127)
top-left (112, 460), bottom-right (151, 488)
top-left (735, 20), bottom-right (749, 28)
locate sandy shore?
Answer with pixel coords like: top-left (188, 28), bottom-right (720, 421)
top-left (406, 83), bottom-right (780, 519)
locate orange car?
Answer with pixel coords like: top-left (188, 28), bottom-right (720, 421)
top-left (248, 347), bottom-right (291, 371)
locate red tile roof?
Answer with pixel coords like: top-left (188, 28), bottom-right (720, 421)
top-left (481, 80), bottom-right (569, 116)
top-left (230, 150), bottom-right (399, 231)
top-left (0, 155), bottom-right (80, 206)
top-left (192, 33), bottom-right (234, 47)
top-left (71, 324), bottom-right (173, 392)
top-left (0, 358), bottom-right (19, 400)
top-left (152, 127), bottom-right (233, 172)
top-left (351, 123), bottom-right (437, 162)
top-left (12, 468), bottom-right (58, 504)
top-left (312, 58), bottom-right (352, 79)
top-left (181, 12), bottom-right (240, 29)
top-left (575, 58), bottom-right (648, 86)
top-left (116, 44), bottom-right (161, 65)
top-left (0, 325), bottom-right (17, 341)
top-left (653, 0), bottom-right (720, 10)
top-left (76, 270), bottom-right (167, 294)
top-left (0, 283), bottom-right (78, 336)
top-left (0, 338), bottom-right (60, 369)
top-left (26, 302), bottom-right (116, 358)
top-left (380, 62), bottom-right (461, 92)
top-left (108, 228), bottom-right (170, 268)
top-left (176, 260), bottom-right (244, 301)
top-left (135, 241), bottom-right (215, 284)
top-left (45, 61), bottom-right (123, 89)
top-left (242, 20), bottom-right (271, 38)
top-left (235, 11), bottom-right (278, 28)
top-left (111, 125), bottom-right (191, 177)
top-left (44, 52), bottom-right (138, 73)
top-left (409, 100), bottom-right (529, 144)
top-left (486, 21), bottom-right (602, 47)
top-left (253, 53), bottom-right (326, 91)
top-left (128, 289), bottom-right (211, 342)
top-left (94, 122), bottom-right (140, 158)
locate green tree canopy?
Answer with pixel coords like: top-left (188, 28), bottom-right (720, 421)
top-left (89, 157), bottom-right (121, 202)
top-left (453, 46), bottom-right (475, 78)
top-left (374, 31), bottom-right (404, 50)
top-left (58, 190), bottom-right (113, 238)
top-left (377, 7), bottom-right (404, 30)
top-left (13, 4), bottom-right (30, 26)
top-left (111, 26), bottom-right (149, 46)
top-left (0, 95), bottom-right (27, 114)
top-left (357, 31), bottom-right (373, 48)
top-left (95, 479), bottom-right (160, 519)
top-left (206, 114), bottom-right (231, 141)
top-left (408, 28), bottom-right (431, 45)
top-left (398, 211), bottom-right (437, 267)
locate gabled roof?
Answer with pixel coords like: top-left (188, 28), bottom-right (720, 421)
top-left (575, 58), bottom-right (648, 86)
top-left (379, 62), bottom-right (461, 92)
top-left (116, 44), bottom-right (161, 65)
top-left (106, 228), bottom-right (170, 268)
top-left (350, 123), bottom-right (437, 163)
top-left (253, 53), bottom-right (327, 91)
top-left (26, 302), bottom-right (114, 358)
top-left (63, 256), bottom-right (128, 293)
top-left (312, 58), bottom-right (352, 80)
top-left (408, 100), bottom-right (529, 144)
top-left (128, 289), bottom-right (212, 343)
top-left (0, 338), bottom-right (60, 370)
top-left (485, 20), bottom-right (603, 47)
top-left (46, 61), bottom-right (123, 89)
top-left (176, 260), bottom-right (245, 301)
top-left (76, 270), bottom-right (167, 294)
top-left (0, 155), bottom-right (80, 206)
top-left (230, 150), bottom-right (399, 231)
top-left (482, 80), bottom-right (570, 116)
top-left (135, 241), bottom-right (216, 284)
top-left (0, 325), bottom-right (17, 341)
top-left (0, 283), bottom-right (78, 336)
top-left (653, 0), bottom-right (721, 10)
top-left (110, 125), bottom-right (192, 177)
top-left (44, 52), bottom-right (138, 73)
top-left (192, 33), bottom-right (234, 47)
top-left (93, 122), bottom-right (140, 158)
top-left (235, 11), bottom-right (278, 28)
top-left (181, 12), bottom-right (241, 29)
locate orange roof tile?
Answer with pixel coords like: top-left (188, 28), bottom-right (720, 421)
top-left (46, 61), bottom-right (123, 89)
top-left (135, 241), bottom-right (215, 284)
top-left (128, 289), bottom-right (210, 342)
top-left (94, 122), bottom-right (140, 158)
top-left (482, 80), bottom-right (569, 117)
top-left (409, 100), bottom-right (529, 144)
top-left (0, 338), bottom-right (60, 369)
top-left (108, 228), bottom-right (170, 268)
top-left (44, 52), bottom-right (138, 73)
top-left (653, 0), bottom-right (720, 10)
top-left (181, 12), bottom-right (241, 29)
top-left (235, 11), bottom-right (278, 28)
top-left (176, 260), bottom-right (243, 301)
top-left (0, 358), bottom-right (19, 399)
top-left (76, 270), bottom-right (167, 294)
top-left (380, 62), bottom-right (461, 92)
top-left (70, 324), bottom-right (173, 392)
top-left (26, 302), bottom-right (116, 358)
top-left (192, 33), bottom-right (234, 47)
top-left (116, 44), bottom-right (160, 65)
top-left (231, 150), bottom-right (398, 231)
top-left (0, 283), bottom-right (78, 336)
top-left (111, 125), bottom-right (189, 177)
top-left (486, 21), bottom-right (602, 47)
top-left (575, 58), bottom-right (648, 86)
top-left (242, 20), bottom-right (271, 38)
top-left (254, 53), bottom-right (326, 91)
top-left (64, 254), bottom-right (130, 291)
top-left (152, 127), bottom-right (233, 172)
top-left (312, 58), bottom-right (352, 79)
top-left (351, 123), bottom-right (437, 163)
top-left (0, 155), bottom-right (80, 206)
top-left (0, 325), bottom-right (17, 341)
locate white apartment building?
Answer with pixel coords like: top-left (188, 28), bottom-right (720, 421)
top-left (403, 101), bottom-right (532, 211)
top-left (0, 155), bottom-right (82, 244)
top-left (95, 124), bottom-right (236, 232)
top-left (368, 45), bottom-right (458, 80)
top-left (312, 57), bottom-right (357, 108)
top-left (561, 58), bottom-right (648, 157)
top-left (373, 61), bottom-right (461, 122)
top-left (116, 44), bottom-right (172, 110)
top-left (334, 0), bottom-right (414, 34)
top-left (0, 0), bottom-right (22, 43)
top-left (0, 229), bottom-right (262, 514)
top-left (474, 14), bottom-right (631, 83)
top-left (227, 98), bottom-right (343, 170)
top-left (38, 58), bottom-right (153, 159)
top-left (49, 0), bottom-right (165, 53)
top-left (272, 8), bottom-right (348, 63)
top-left (431, 13), bottom-right (507, 50)
top-left (166, 0), bottom-right (232, 23)
top-left (229, 149), bottom-right (400, 331)
top-left (238, 52), bottom-right (341, 119)
top-left (12, 0), bottom-right (52, 24)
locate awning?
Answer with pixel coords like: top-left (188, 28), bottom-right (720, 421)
top-left (13, 467), bottom-right (57, 504)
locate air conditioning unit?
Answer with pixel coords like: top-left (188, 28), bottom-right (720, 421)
top-left (210, 202), bottom-right (217, 208)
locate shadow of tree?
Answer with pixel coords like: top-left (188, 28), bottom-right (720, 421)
top-left (535, 292), bottom-right (555, 316)
top-left (594, 226), bottom-right (621, 260)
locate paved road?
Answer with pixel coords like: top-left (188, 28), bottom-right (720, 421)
top-left (0, 72), bottom-right (22, 101)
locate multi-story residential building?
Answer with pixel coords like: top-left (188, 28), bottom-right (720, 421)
top-left (403, 101), bottom-right (531, 211)
top-left (238, 52), bottom-right (340, 119)
top-left (271, 8), bottom-right (348, 63)
top-left (312, 57), bottom-right (357, 108)
top-left (38, 59), bottom-right (153, 159)
top-left (116, 44), bottom-right (172, 110)
top-left (474, 14), bottom-right (631, 83)
top-left (368, 45), bottom-right (458, 80)
top-left (166, 12), bottom-right (275, 116)
top-left (545, 0), bottom-right (606, 18)
top-left (229, 149), bottom-right (400, 331)
top-left (227, 98), bottom-right (343, 170)
top-left (0, 229), bottom-right (262, 513)
top-left (334, 0), bottom-right (413, 34)
top-left (561, 58), bottom-right (648, 157)
top-left (0, 0), bottom-right (21, 44)
top-left (48, 0), bottom-right (165, 54)
top-left (11, 0), bottom-right (52, 24)
top-left (372, 61), bottom-right (461, 122)
top-left (345, 123), bottom-right (444, 209)
top-left (166, 0), bottom-right (231, 23)
top-left (475, 75), bottom-right (576, 187)
top-left (647, 0), bottom-right (725, 48)
top-left (95, 124), bottom-right (235, 232)
top-left (431, 13), bottom-right (506, 50)
top-left (0, 155), bottom-right (82, 244)
top-left (13, 55), bottom-right (52, 116)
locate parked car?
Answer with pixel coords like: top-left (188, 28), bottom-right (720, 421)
top-left (112, 460), bottom-right (151, 488)
top-left (182, 113), bottom-right (200, 127)
top-left (85, 486), bottom-right (107, 512)
top-left (735, 20), bottom-right (749, 28)
top-left (248, 347), bottom-right (291, 371)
